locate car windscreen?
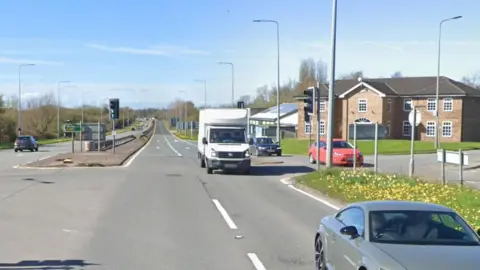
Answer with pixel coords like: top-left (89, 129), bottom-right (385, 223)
top-left (257, 138), bottom-right (273, 144)
top-left (18, 136), bottom-right (31, 141)
top-left (369, 210), bottom-right (480, 246)
top-left (332, 141), bottom-right (352, 149)
top-left (209, 128), bottom-right (246, 143)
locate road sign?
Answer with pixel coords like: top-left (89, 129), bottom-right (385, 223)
top-left (63, 124), bottom-right (85, 132)
top-left (408, 109), bottom-right (421, 126)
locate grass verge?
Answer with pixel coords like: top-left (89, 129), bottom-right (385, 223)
top-left (282, 138), bottom-right (480, 155)
top-left (173, 131), bottom-right (198, 141)
top-left (296, 169), bottom-right (480, 228)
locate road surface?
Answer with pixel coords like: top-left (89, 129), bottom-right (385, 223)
top-left (0, 121), bottom-right (334, 269)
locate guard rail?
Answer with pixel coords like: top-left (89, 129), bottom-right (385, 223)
top-left (91, 120), bottom-right (155, 151)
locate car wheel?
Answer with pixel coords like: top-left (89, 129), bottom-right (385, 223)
top-left (315, 236), bottom-right (326, 270)
top-left (35, 147), bottom-right (38, 152)
top-left (30, 148), bottom-right (34, 152)
top-left (309, 153), bottom-right (316, 164)
top-left (277, 152), bottom-right (281, 156)
top-left (14, 149), bottom-right (18, 153)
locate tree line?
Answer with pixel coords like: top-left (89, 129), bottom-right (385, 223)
top-left (0, 92), bottom-right (137, 143)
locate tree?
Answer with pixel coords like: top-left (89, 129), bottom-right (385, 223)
top-left (297, 58), bottom-right (328, 90)
top-left (23, 92), bottom-right (57, 137)
top-left (339, 70), bottom-right (364, 80)
top-left (391, 71), bottom-right (403, 78)
top-left (462, 72), bottom-right (480, 89)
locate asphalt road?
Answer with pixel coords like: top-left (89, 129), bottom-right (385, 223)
top-left (0, 121), bottom-right (336, 270)
top-left (0, 129), bottom-right (142, 172)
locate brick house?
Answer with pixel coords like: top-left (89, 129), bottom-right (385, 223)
top-left (297, 76), bottom-right (480, 142)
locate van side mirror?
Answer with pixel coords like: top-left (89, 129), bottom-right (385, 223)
top-left (249, 138), bottom-right (254, 145)
top-left (202, 137), bottom-right (208, 145)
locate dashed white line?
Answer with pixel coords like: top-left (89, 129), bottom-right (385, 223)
top-left (122, 127), bottom-right (155, 167)
top-left (163, 136), bottom-right (182, 157)
top-left (212, 199), bottom-right (237, 229)
top-left (247, 253), bottom-right (267, 270)
top-left (280, 179), bottom-right (340, 210)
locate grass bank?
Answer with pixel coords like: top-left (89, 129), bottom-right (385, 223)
top-left (282, 139), bottom-right (480, 155)
top-left (173, 131), bottom-right (198, 141)
top-left (296, 169), bottom-right (480, 228)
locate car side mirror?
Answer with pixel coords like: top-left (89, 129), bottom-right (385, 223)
top-left (202, 137), bottom-right (208, 145)
top-left (340, 226), bottom-right (358, 238)
top-left (249, 138), bottom-right (254, 145)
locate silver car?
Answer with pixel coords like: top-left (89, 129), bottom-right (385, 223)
top-left (315, 200), bottom-right (480, 270)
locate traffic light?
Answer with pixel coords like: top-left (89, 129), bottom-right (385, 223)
top-left (301, 87), bottom-right (315, 122)
top-left (109, 98), bottom-right (120, 120)
top-left (237, 101), bottom-right (245, 108)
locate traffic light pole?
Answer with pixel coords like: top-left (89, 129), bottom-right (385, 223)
top-left (315, 87), bottom-right (320, 171)
top-left (112, 120), bottom-right (116, 154)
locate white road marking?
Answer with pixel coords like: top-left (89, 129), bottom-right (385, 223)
top-left (212, 199), bottom-right (237, 229)
top-left (156, 146), bottom-right (160, 149)
top-left (164, 136), bottom-right (182, 157)
top-left (280, 179), bottom-right (340, 210)
top-left (157, 140), bottom-right (160, 143)
top-left (174, 139), bottom-right (178, 142)
top-left (247, 253), bottom-right (267, 270)
top-left (122, 127), bottom-right (156, 167)
top-left (185, 147), bottom-right (190, 150)
top-left (166, 128), bottom-right (197, 146)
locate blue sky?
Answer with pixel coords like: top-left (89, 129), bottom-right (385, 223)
top-left (0, 0), bottom-right (478, 108)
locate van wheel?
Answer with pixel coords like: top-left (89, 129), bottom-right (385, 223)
top-left (207, 167), bottom-right (213, 174)
top-left (200, 156), bottom-right (206, 168)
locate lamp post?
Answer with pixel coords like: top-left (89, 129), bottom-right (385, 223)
top-left (18, 63), bottom-right (36, 136)
top-left (434, 15), bottom-right (462, 149)
top-left (195, 79), bottom-right (207, 109)
top-left (253, 19), bottom-right (281, 144)
top-left (325, 0), bottom-right (338, 168)
top-left (57, 80), bottom-right (70, 138)
top-left (218, 62), bottom-right (234, 107)
top-left (179, 90), bottom-right (187, 136)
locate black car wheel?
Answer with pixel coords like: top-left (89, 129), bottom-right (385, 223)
top-left (14, 149), bottom-right (18, 153)
top-left (315, 235), bottom-right (326, 270)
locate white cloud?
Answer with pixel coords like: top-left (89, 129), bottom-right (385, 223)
top-left (85, 43), bottom-right (209, 56)
top-left (0, 56), bottom-right (63, 66)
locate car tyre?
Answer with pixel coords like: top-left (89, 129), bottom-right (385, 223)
top-left (14, 149), bottom-right (18, 153)
top-left (309, 153), bottom-right (316, 164)
top-left (35, 147), bottom-right (38, 152)
top-left (30, 148), bottom-right (34, 152)
top-left (315, 235), bottom-right (326, 270)
top-left (277, 151), bottom-right (282, 156)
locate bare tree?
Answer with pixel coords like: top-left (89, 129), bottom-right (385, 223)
top-left (462, 72), bottom-right (480, 89)
top-left (23, 92), bottom-right (57, 136)
top-left (391, 71), bottom-right (403, 78)
top-left (339, 70), bottom-right (364, 80)
top-left (238, 95), bottom-right (251, 105)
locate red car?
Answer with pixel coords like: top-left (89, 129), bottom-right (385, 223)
top-left (308, 139), bottom-right (363, 166)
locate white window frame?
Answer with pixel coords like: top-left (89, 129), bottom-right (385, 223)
top-left (304, 122), bottom-right (311, 135)
top-left (319, 120), bottom-right (326, 135)
top-left (427, 98), bottom-right (436, 112)
top-left (319, 100), bottom-right (326, 112)
top-left (387, 99), bottom-right (391, 112)
top-left (403, 99), bottom-right (412, 112)
top-left (357, 99), bottom-right (367, 113)
top-left (426, 121), bottom-right (436, 137)
top-left (402, 121), bottom-right (411, 137)
top-left (443, 98), bottom-right (453, 112)
top-left (442, 121), bottom-right (452, 137)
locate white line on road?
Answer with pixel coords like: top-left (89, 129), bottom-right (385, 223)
top-left (280, 179), bottom-right (340, 210)
top-left (156, 146), bottom-right (160, 149)
top-left (212, 199), bottom-right (237, 229)
top-left (247, 253), bottom-right (267, 270)
top-left (164, 136), bottom-right (182, 157)
top-left (122, 128), bottom-right (156, 167)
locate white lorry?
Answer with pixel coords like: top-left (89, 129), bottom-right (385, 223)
top-left (198, 108), bottom-right (253, 174)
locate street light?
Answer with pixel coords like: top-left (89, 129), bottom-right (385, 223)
top-left (194, 79), bottom-right (207, 109)
top-left (325, 0), bottom-right (338, 168)
top-left (178, 90), bottom-right (187, 136)
top-left (18, 63), bottom-right (36, 136)
top-left (218, 62), bottom-right (234, 107)
top-left (435, 15), bottom-right (462, 149)
top-left (253, 19), bottom-right (281, 144)
top-left (57, 80), bottom-right (71, 138)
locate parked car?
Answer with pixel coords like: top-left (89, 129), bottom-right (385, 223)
top-left (14, 135), bottom-right (38, 152)
top-left (308, 139), bottom-right (363, 166)
top-left (315, 200), bottom-right (480, 270)
top-left (252, 137), bottom-right (281, 156)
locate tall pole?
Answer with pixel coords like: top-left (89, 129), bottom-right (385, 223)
top-left (325, 0), bottom-right (338, 168)
top-left (435, 15), bottom-right (462, 149)
top-left (17, 63), bottom-right (35, 136)
top-left (218, 62), bottom-right (234, 107)
top-left (253, 19), bottom-right (281, 144)
top-left (57, 80), bottom-right (70, 138)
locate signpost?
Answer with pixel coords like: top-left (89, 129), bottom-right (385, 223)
top-left (64, 123), bottom-right (86, 154)
top-left (408, 106), bottom-right (422, 177)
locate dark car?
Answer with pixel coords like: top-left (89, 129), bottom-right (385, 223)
top-left (252, 137), bottom-right (281, 156)
top-left (14, 135), bottom-right (38, 152)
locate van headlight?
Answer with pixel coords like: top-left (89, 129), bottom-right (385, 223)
top-left (244, 150), bottom-right (250, 157)
top-left (211, 149), bottom-right (217, 157)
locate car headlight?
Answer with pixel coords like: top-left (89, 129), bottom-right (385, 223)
top-left (211, 149), bottom-right (217, 157)
top-left (258, 146), bottom-right (266, 149)
top-left (277, 147), bottom-right (281, 149)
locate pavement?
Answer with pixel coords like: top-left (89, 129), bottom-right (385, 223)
top-left (0, 130), bottom-right (141, 172)
top-left (0, 121), bottom-right (336, 270)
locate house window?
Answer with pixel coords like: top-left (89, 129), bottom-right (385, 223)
top-left (443, 98), bottom-right (453, 112)
top-left (426, 121), bottom-right (436, 137)
top-left (319, 100), bottom-right (326, 112)
top-left (358, 99), bottom-right (367, 112)
top-left (319, 121), bottom-right (326, 135)
top-left (427, 98), bottom-right (436, 112)
top-left (304, 122), bottom-right (311, 135)
top-left (402, 121), bottom-right (411, 136)
top-left (442, 121), bottom-right (452, 137)
top-left (386, 121), bottom-right (391, 135)
top-left (387, 99), bottom-right (391, 112)
top-left (403, 99), bottom-right (412, 111)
